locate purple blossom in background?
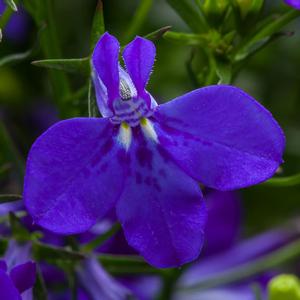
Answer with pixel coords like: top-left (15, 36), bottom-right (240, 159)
top-left (0, 241), bottom-right (36, 300)
top-left (284, 0), bottom-right (300, 9)
top-left (0, 0), bottom-right (29, 42)
top-left (24, 33), bottom-right (285, 268)
top-left (76, 257), bottom-right (131, 300)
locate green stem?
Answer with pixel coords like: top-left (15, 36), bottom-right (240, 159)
top-left (0, 121), bottom-right (24, 185)
top-left (156, 269), bottom-right (182, 300)
top-left (262, 173), bottom-right (300, 187)
top-left (0, 6), bottom-right (13, 29)
top-left (82, 223), bottom-right (121, 253)
top-left (124, 0), bottom-right (153, 43)
top-left (179, 239), bottom-right (300, 292)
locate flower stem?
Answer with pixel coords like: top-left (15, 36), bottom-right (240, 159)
top-left (179, 239), bottom-right (300, 291)
top-left (82, 223), bottom-right (121, 253)
top-left (262, 173), bottom-right (300, 187)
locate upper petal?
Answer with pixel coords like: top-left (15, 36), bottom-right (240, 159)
top-left (10, 262), bottom-right (36, 294)
top-left (116, 128), bottom-right (206, 268)
top-left (0, 269), bottom-right (21, 300)
top-left (24, 118), bottom-right (126, 234)
top-left (92, 32), bottom-right (120, 112)
top-left (123, 36), bottom-right (155, 105)
top-left (154, 85), bottom-right (285, 190)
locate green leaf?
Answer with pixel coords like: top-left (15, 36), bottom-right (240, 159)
top-left (0, 239), bottom-right (8, 256)
top-left (0, 121), bottom-right (24, 184)
top-left (33, 242), bottom-right (85, 263)
top-left (179, 238), bottom-right (300, 291)
top-left (99, 254), bottom-right (159, 275)
top-left (88, 80), bottom-right (100, 117)
top-left (262, 173), bottom-right (300, 187)
top-left (90, 0), bottom-right (105, 51)
top-left (144, 26), bottom-right (172, 41)
top-left (0, 194), bottom-right (22, 204)
top-left (124, 0), bottom-right (153, 43)
top-left (33, 265), bottom-right (49, 300)
top-left (82, 223), bottom-right (121, 253)
top-left (4, 0), bottom-right (18, 11)
top-left (233, 9), bottom-right (300, 62)
top-left (9, 213), bottom-right (31, 242)
top-left (216, 60), bottom-right (232, 84)
top-left (164, 31), bottom-right (207, 46)
top-left (167, 0), bottom-right (208, 33)
top-left (31, 57), bottom-right (90, 75)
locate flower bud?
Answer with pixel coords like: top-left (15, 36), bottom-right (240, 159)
top-left (202, 0), bottom-right (229, 26)
top-left (268, 274), bottom-right (300, 300)
top-left (233, 0), bottom-right (264, 19)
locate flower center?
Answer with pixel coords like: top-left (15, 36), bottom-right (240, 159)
top-left (110, 78), bottom-right (153, 127)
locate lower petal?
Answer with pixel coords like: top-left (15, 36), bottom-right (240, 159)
top-left (24, 118), bottom-right (126, 234)
top-left (116, 129), bottom-right (206, 268)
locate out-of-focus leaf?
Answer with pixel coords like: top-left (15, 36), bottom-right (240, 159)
top-left (0, 194), bottom-right (22, 204)
top-left (33, 242), bottom-right (85, 263)
top-left (0, 121), bottom-right (24, 184)
top-left (144, 26), bottom-right (172, 41)
top-left (90, 0), bottom-right (105, 50)
top-left (9, 213), bottom-right (31, 242)
top-left (31, 57), bottom-right (90, 75)
top-left (233, 9), bottom-right (300, 62)
top-left (167, 0), bottom-right (208, 33)
top-left (33, 265), bottom-right (49, 300)
top-left (262, 173), bottom-right (300, 187)
top-left (216, 60), bottom-right (232, 84)
top-left (124, 0), bottom-right (153, 43)
top-left (99, 254), bottom-right (159, 275)
top-left (0, 239), bottom-right (8, 256)
top-left (4, 0), bottom-right (18, 11)
top-left (164, 31), bottom-right (207, 46)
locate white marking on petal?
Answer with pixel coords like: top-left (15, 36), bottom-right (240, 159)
top-left (141, 118), bottom-right (158, 143)
top-left (117, 123), bottom-right (132, 151)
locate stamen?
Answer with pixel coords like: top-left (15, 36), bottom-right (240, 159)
top-left (120, 78), bottom-right (132, 101)
top-left (117, 122), bottom-right (132, 150)
top-left (141, 118), bottom-right (158, 143)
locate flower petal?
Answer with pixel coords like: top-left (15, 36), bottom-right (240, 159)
top-left (24, 118), bottom-right (126, 234)
top-left (204, 190), bottom-right (241, 256)
top-left (154, 85), bottom-right (285, 190)
top-left (0, 269), bottom-right (21, 300)
top-left (10, 262), bottom-right (36, 294)
top-left (92, 32), bottom-right (120, 112)
top-left (116, 129), bottom-right (206, 268)
top-left (284, 0), bottom-right (300, 9)
top-left (123, 36), bottom-right (155, 104)
top-left (180, 227), bottom-right (298, 287)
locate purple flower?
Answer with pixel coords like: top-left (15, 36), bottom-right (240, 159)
top-left (284, 0), bottom-right (300, 9)
top-left (0, 241), bottom-right (36, 300)
top-left (0, 0), bottom-right (29, 43)
top-left (24, 33), bottom-right (284, 268)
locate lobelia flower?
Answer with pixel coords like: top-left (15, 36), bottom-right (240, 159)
top-left (24, 32), bottom-right (284, 268)
top-left (0, 240), bottom-right (36, 300)
top-left (284, 0), bottom-right (300, 9)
